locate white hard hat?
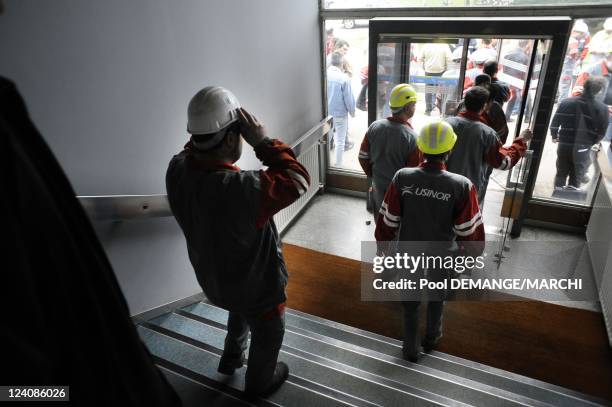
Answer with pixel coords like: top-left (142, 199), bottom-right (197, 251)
top-left (187, 86), bottom-right (241, 136)
top-left (605, 18), bottom-right (612, 31)
top-left (573, 20), bottom-right (589, 34)
top-left (470, 48), bottom-right (492, 64)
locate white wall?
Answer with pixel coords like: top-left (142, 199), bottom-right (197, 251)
top-left (0, 0), bottom-right (323, 314)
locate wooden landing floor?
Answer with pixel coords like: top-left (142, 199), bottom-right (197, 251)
top-left (283, 243), bottom-right (612, 401)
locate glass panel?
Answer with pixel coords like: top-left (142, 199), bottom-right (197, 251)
top-left (375, 41), bottom-right (403, 120)
top-left (409, 39), bottom-right (462, 127)
top-left (498, 39), bottom-right (534, 143)
top-left (325, 20), bottom-right (370, 171)
top-left (323, 0), bottom-right (607, 8)
top-left (374, 38), bottom-right (464, 133)
top-left (532, 18), bottom-right (611, 205)
top-left (498, 39), bottom-right (546, 248)
top-left (462, 38), bottom-right (501, 93)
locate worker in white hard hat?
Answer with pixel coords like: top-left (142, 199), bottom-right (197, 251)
top-left (463, 49), bottom-right (490, 90)
top-left (358, 83), bottom-right (422, 220)
top-left (166, 86), bottom-right (310, 398)
top-left (375, 121), bottom-right (485, 362)
top-left (558, 20), bottom-right (591, 101)
top-left (587, 18), bottom-right (612, 65)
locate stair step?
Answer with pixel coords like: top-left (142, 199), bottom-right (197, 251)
top-left (284, 308), bottom-right (609, 407)
top-left (182, 301), bottom-right (607, 407)
top-left (141, 315), bottom-right (463, 406)
top-left (139, 325), bottom-right (369, 407)
top-left (159, 364), bottom-right (252, 407)
top-left (177, 306), bottom-right (543, 407)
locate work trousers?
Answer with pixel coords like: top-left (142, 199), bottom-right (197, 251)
top-left (333, 115), bottom-right (349, 166)
top-left (223, 306), bottom-right (286, 394)
top-left (372, 180), bottom-right (387, 223)
top-left (402, 301), bottom-right (444, 357)
top-left (555, 143), bottom-right (591, 188)
top-left (505, 87), bottom-right (522, 119)
top-left (402, 268), bottom-right (449, 357)
top-left (425, 72), bottom-right (444, 113)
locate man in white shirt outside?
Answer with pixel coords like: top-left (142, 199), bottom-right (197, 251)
top-left (419, 43), bottom-right (453, 116)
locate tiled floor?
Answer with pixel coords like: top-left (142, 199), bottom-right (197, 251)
top-left (283, 191), bottom-right (600, 312)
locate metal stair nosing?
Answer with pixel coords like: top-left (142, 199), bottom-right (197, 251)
top-left (143, 315), bottom-right (467, 407)
top-left (156, 360), bottom-right (266, 407)
top-left (282, 307), bottom-right (610, 407)
top-left (177, 307), bottom-right (549, 407)
top-left (140, 323), bottom-right (386, 407)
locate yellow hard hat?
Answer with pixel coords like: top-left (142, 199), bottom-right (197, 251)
top-left (417, 121), bottom-right (457, 155)
top-left (389, 84), bottom-right (417, 109)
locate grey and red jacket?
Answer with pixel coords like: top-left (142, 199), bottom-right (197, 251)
top-left (446, 111), bottom-right (527, 201)
top-left (375, 161), bottom-right (484, 253)
top-left (166, 138), bottom-right (310, 314)
top-left (358, 116), bottom-right (423, 192)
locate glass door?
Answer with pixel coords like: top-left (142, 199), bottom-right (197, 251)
top-left (368, 17), bottom-right (571, 259)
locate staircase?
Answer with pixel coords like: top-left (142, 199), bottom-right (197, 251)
top-left (137, 299), bottom-right (609, 407)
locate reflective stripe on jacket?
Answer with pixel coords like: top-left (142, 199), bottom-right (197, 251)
top-left (375, 161), bottom-right (484, 252)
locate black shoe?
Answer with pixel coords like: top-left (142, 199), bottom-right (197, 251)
top-left (244, 362), bottom-right (289, 400)
top-left (217, 352), bottom-right (245, 375)
top-left (344, 140), bottom-right (355, 151)
top-left (421, 334), bottom-right (442, 353)
top-left (402, 346), bottom-right (423, 363)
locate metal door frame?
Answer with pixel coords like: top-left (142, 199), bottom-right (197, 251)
top-left (368, 17), bottom-right (572, 236)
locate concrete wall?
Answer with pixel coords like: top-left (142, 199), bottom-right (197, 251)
top-left (0, 0), bottom-right (323, 314)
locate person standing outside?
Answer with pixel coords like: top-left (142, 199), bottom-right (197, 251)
top-left (503, 39), bottom-right (531, 120)
top-left (166, 87), bottom-right (310, 398)
top-left (359, 84), bottom-right (422, 218)
top-left (557, 22), bottom-right (590, 103)
top-left (572, 52), bottom-right (612, 141)
top-left (463, 52), bottom-right (490, 90)
top-left (586, 18), bottom-right (612, 65)
top-left (551, 77), bottom-right (609, 189)
top-left (419, 43), bottom-right (452, 115)
top-left (483, 60), bottom-right (510, 106)
top-left (446, 87), bottom-right (532, 204)
top-left (375, 121), bottom-right (485, 362)
top-left (327, 52), bottom-right (356, 166)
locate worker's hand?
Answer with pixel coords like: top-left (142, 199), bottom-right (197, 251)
top-left (552, 138), bottom-right (559, 144)
top-left (520, 128), bottom-right (533, 142)
top-left (237, 107), bottom-right (266, 147)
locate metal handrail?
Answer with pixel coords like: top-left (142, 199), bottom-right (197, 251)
top-left (78, 116), bottom-right (332, 221)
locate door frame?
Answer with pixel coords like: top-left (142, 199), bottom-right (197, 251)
top-left (368, 17), bottom-right (571, 236)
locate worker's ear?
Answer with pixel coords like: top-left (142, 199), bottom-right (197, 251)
top-left (224, 130), bottom-right (239, 150)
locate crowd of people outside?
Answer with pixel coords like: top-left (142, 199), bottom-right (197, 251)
top-left (326, 17), bottom-right (612, 201)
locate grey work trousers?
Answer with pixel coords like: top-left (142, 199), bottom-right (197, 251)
top-left (402, 268), bottom-right (449, 357)
top-left (223, 307), bottom-right (286, 393)
top-left (402, 301), bottom-right (444, 357)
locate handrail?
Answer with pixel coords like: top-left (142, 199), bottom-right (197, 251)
top-left (78, 116), bottom-right (332, 221)
top-left (78, 194), bottom-right (171, 221)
